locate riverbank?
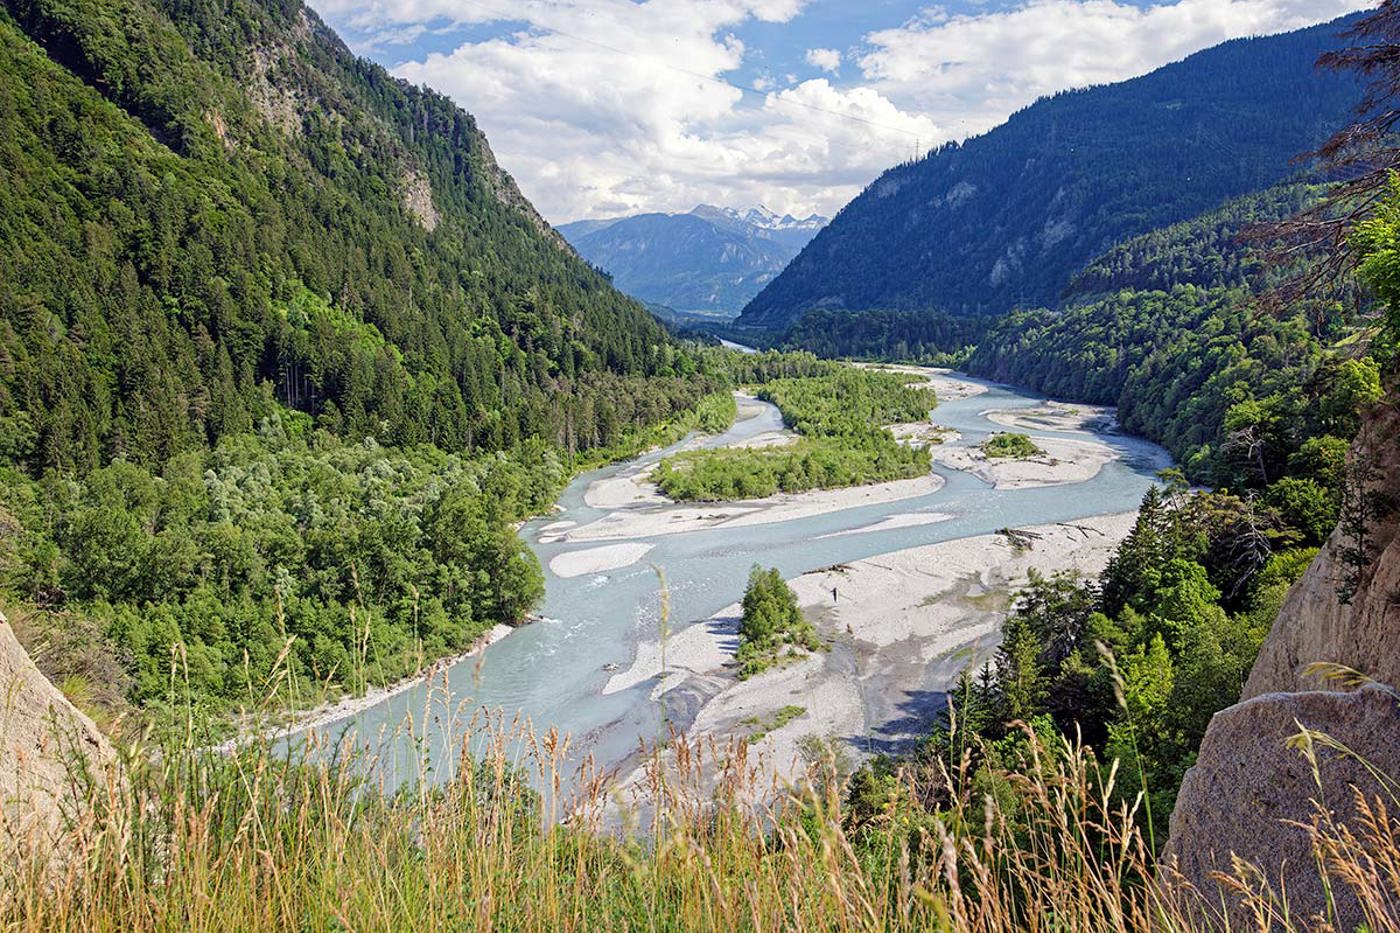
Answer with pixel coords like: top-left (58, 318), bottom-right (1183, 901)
top-left (563, 473), bottom-right (948, 543)
top-left (214, 623), bottom-right (515, 753)
top-left (722, 393), bottom-right (799, 450)
top-left (859, 365), bottom-right (989, 402)
top-left (289, 365), bottom-right (1169, 799)
top-left (559, 370), bottom-right (1123, 544)
top-left (613, 511), bottom-right (1137, 797)
top-left (558, 372), bottom-right (975, 545)
top-left (579, 394), bottom-right (790, 514)
top-left (985, 401), bottom-right (1115, 434)
top-left (549, 543), bottom-right (655, 578)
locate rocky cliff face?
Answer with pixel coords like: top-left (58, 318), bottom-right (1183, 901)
top-left (1244, 401), bottom-right (1400, 698)
top-left (1165, 686), bottom-right (1400, 929)
top-left (0, 611), bottom-right (119, 864)
top-left (1165, 397), bottom-right (1400, 928)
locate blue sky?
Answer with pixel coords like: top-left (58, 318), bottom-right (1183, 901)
top-left (309, 0), bottom-right (1371, 222)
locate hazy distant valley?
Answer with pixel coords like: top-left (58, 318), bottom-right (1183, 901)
top-left (559, 204), bottom-right (827, 318)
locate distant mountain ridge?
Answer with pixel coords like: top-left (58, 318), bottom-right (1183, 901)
top-left (559, 205), bottom-right (827, 316)
top-left (738, 14), bottom-right (1364, 331)
top-left (689, 204), bottom-right (827, 251)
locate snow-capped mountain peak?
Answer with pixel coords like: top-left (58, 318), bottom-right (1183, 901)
top-left (558, 205), bottom-right (829, 316)
top-left (690, 204), bottom-right (828, 233)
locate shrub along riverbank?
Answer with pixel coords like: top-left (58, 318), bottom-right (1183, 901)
top-left (0, 346), bottom-right (802, 724)
top-left (654, 369), bottom-right (937, 501)
top-left (982, 432), bottom-right (1044, 459)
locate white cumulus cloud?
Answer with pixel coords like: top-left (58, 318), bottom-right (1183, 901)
top-left (310, 0), bottom-right (1372, 222)
top-left (859, 0), bottom-right (1372, 136)
top-left (805, 47), bottom-right (842, 73)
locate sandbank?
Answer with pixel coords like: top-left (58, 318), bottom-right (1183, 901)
top-left (549, 543), bottom-right (656, 579)
top-left (985, 402), bottom-right (1116, 434)
top-left (611, 512), bottom-right (1137, 792)
top-left (562, 473), bottom-right (945, 543)
top-left (933, 435), bottom-right (1117, 489)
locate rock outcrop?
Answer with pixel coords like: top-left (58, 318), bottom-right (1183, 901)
top-left (401, 169), bottom-right (440, 232)
top-left (1244, 403), bottom-right (1400, 698)
top-left (0, 612), bottom-right (119, 862)
top-left (1166, 398), bottom-right (1400, 928)
top-left (1164, 686), bottom-right (1400, 930)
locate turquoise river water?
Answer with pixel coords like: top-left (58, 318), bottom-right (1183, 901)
top-left (313, 375), bottom-right (1171, 789)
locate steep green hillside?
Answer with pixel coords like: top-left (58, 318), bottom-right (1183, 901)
top-left (0, 0), bottom-right (730, 715)
top-left (1063, 181), bottom-right (1330, 300)
top-left (738, 17), bottom-right (1360, 330)
top-left (959, 177), bottom-right (1367, 494)
top-left (965, 286), bottom-right (1377, 498)
top-left (775, 182), bottom-right (1335, 365)
top-left (0, 0), bottom-right (700, 476)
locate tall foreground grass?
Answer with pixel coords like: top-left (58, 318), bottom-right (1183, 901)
top-left (2, 679), bottom-right (1397, 931)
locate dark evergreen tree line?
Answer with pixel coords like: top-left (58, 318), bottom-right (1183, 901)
top-left (965, 285), bottom-right (1380, 528)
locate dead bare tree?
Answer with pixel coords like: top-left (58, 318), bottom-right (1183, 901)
top-left (1256, 3), bottom-right (1400, 303)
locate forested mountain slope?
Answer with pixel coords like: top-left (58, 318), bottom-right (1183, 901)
top-left (738, 16), bottom-right (1361, 330)
top-left (774, 180), bottom-right (1340, 365)
top-left (0, 0), bottom-right (698, 475)
top-left (965, 286), bottom-right (1376, 491)
top-left (1062, 181), bottom-right (1330, 301)
top-left (0, 0), bottom-right (726, 714)
top-left (961, 179), bottom-right (1365, 490)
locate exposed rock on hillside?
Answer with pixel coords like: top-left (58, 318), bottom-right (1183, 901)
top-left (1166, 397), bottom-right (1400, 927)
top-left (401, 169), bottom-right (439, 232)
top-left (0, 612), bottom-right (119, 862)
top-left (1245, 402), bottom-right (1400, 698)
top-left (1164, 685), bottom-right (1400, 930)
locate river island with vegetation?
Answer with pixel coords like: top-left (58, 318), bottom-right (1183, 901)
top-left (654, 368), bottom-right (937, 500)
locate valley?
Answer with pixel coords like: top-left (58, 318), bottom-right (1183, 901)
top-left (4, 0), bottom-right (1400, 927)
top-left (314, 367), bottom-right (1171, 790)
top-left (560, 206), bottom-right (827, 317)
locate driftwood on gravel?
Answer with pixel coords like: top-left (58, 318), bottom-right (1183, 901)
top-left (997, 528), bottom-right (1043, 551)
